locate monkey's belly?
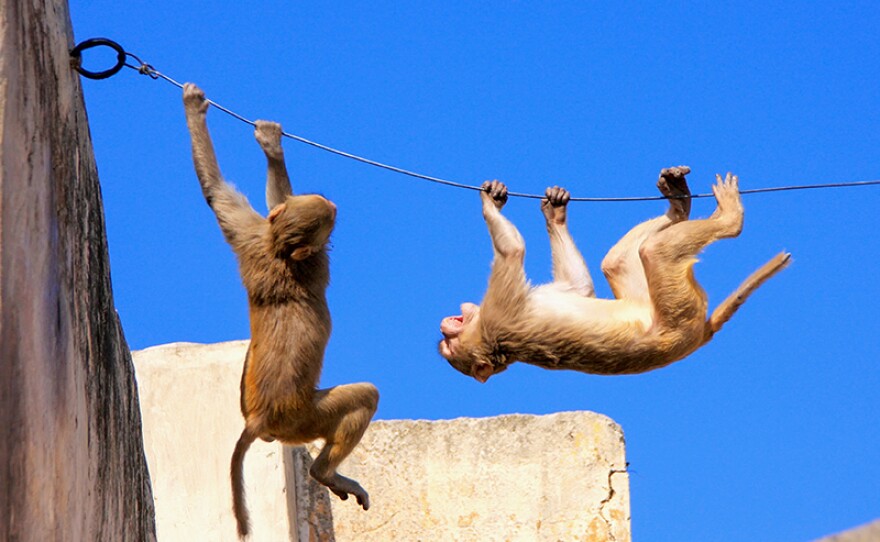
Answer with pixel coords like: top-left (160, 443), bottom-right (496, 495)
top-left (518, 318), bottom-right (703, 375)
top-left (528, 287), bottom-right (654, 329)
top-left (515, 291), bottom-right (701, 374)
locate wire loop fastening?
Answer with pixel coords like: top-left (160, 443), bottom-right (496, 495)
top-left (70, 38), bottom-right (127, 80)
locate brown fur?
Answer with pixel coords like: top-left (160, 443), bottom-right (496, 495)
top-left (183, 84), bottom-right (378, 539)
top-left (439, 168), bottom-right (790, 382)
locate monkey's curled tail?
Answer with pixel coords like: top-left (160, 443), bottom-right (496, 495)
top-left (704, 251), bottom-right (791, 342)
top-left (231, 426), bottom-right (258, 539)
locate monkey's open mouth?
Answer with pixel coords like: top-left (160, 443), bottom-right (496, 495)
top-left (440, 315), bottom-right (464, 336)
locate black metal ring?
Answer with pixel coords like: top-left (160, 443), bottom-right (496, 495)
top-left (70, 38), bottom-right (127, 80)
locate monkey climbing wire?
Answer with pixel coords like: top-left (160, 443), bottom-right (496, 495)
top-left (70, 38), bottom-right (880, 202)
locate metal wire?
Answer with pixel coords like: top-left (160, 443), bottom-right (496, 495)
top-left (74, 39), bottom-right (880, 202)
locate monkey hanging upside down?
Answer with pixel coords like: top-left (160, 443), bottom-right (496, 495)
top-left (439, 167), bottom-right (790, 382)
top-left (183, 83), bottom-right (378, 539)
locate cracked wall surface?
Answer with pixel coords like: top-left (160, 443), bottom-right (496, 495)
top-left (134, 341), bottom-right (630, 541)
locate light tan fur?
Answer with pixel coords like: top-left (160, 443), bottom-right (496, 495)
top-left (183, 83), bottom-right (378, 539)
top-left (439, 167), bottom-right (790, 382)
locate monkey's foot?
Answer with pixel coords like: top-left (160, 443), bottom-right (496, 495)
top-left (254, 121), bottom-right (284, 159)
top-left (710, 173), bottom-right (744, 232)
top-left (657, 165), bottom-right (692, 221)
top-left (541, 186), bottom-right (570, 225)
top-left (314, 472), bottom-right (370, 510)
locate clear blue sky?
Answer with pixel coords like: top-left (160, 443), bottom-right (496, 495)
top-left (70, 2), bottom-right (878, 540)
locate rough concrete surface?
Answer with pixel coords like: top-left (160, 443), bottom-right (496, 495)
top-left (306, 413), bottom-right (631, 542)
top-left (134, 340), bottom-right (630, 541)
top-left (0, 0), bottom-right (156, 540)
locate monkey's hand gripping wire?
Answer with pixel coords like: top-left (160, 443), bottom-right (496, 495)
top-left (70, 37), bottom-right (880, 201)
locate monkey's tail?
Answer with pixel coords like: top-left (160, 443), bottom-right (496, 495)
top-left (704, 251), bottom-right (791, 342)
top-left (231, 426), bottom-right (258, 539)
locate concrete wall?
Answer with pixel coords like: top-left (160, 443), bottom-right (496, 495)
top-left (305, 414), bottom-right (631, 542)
top-left (135, 342), bottom-right (287, 541)
top-left (133, 341), bottom-right (631, 541)
top-left (0, 0), bottom-right (156, 540)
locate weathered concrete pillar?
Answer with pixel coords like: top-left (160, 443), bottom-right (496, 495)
top-left (134, 341), bottom-right (630, 541)
top-left (0, 1), bottom-right (156, 540)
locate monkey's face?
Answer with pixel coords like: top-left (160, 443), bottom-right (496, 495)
top-left (438, 303), bottom-right (492, 380)
top-left (268, 195), bottom-right (336, 260)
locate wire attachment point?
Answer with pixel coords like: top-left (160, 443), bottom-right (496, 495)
top-left (136, 63), bottom-right (159, 79)
top-left (70, 38), bottom-right (127, 80)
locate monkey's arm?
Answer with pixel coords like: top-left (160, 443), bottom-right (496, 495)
top-left (542, 187), bottom-right (595, 297)
top-left (254, 121), bottom-right (294, 210)
top-left (480, 181), bottom-right (529, 324)
top-left (481, 181), bottom-right (524, 260)
top-left (183, 84), bottom-right (262, 250)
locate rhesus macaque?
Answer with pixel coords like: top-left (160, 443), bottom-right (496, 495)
top-left (183, 83), bottom-right (378, 538)
top-left (439, 167), bottom-right (790, 382)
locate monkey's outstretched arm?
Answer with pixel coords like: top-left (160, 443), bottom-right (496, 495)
top-left (480, 181), bottom-right (529, 323)
top-left (183, 84), bottom-right (262, 251)
top-left (542, 186), bottom-right (595, 297)
top-left (481, 181), bottom-right (524, 260)
top-left (254, 121), bottom-right (294, 210)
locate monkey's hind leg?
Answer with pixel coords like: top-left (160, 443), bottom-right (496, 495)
top-left (602, 167), bottom-right (692, 302)
top-left (308, 383), bottom-right (379, 509)
top-left (639, 173), bottom-right (744, 328)
top-left (602, 215), bottom-right (672, 303)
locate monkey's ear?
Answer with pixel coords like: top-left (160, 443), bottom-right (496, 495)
top-left (290, 246), bottom-right (313, 260)
top-left (472, 361), bottom-right (494, 383)
top-left (268, 203), bottom-right (287, 223)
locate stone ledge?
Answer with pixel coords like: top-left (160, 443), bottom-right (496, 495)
top-left (134, 341), bottom-right (630, 541)
top-left (301, 412), bottom-right (630, 542)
